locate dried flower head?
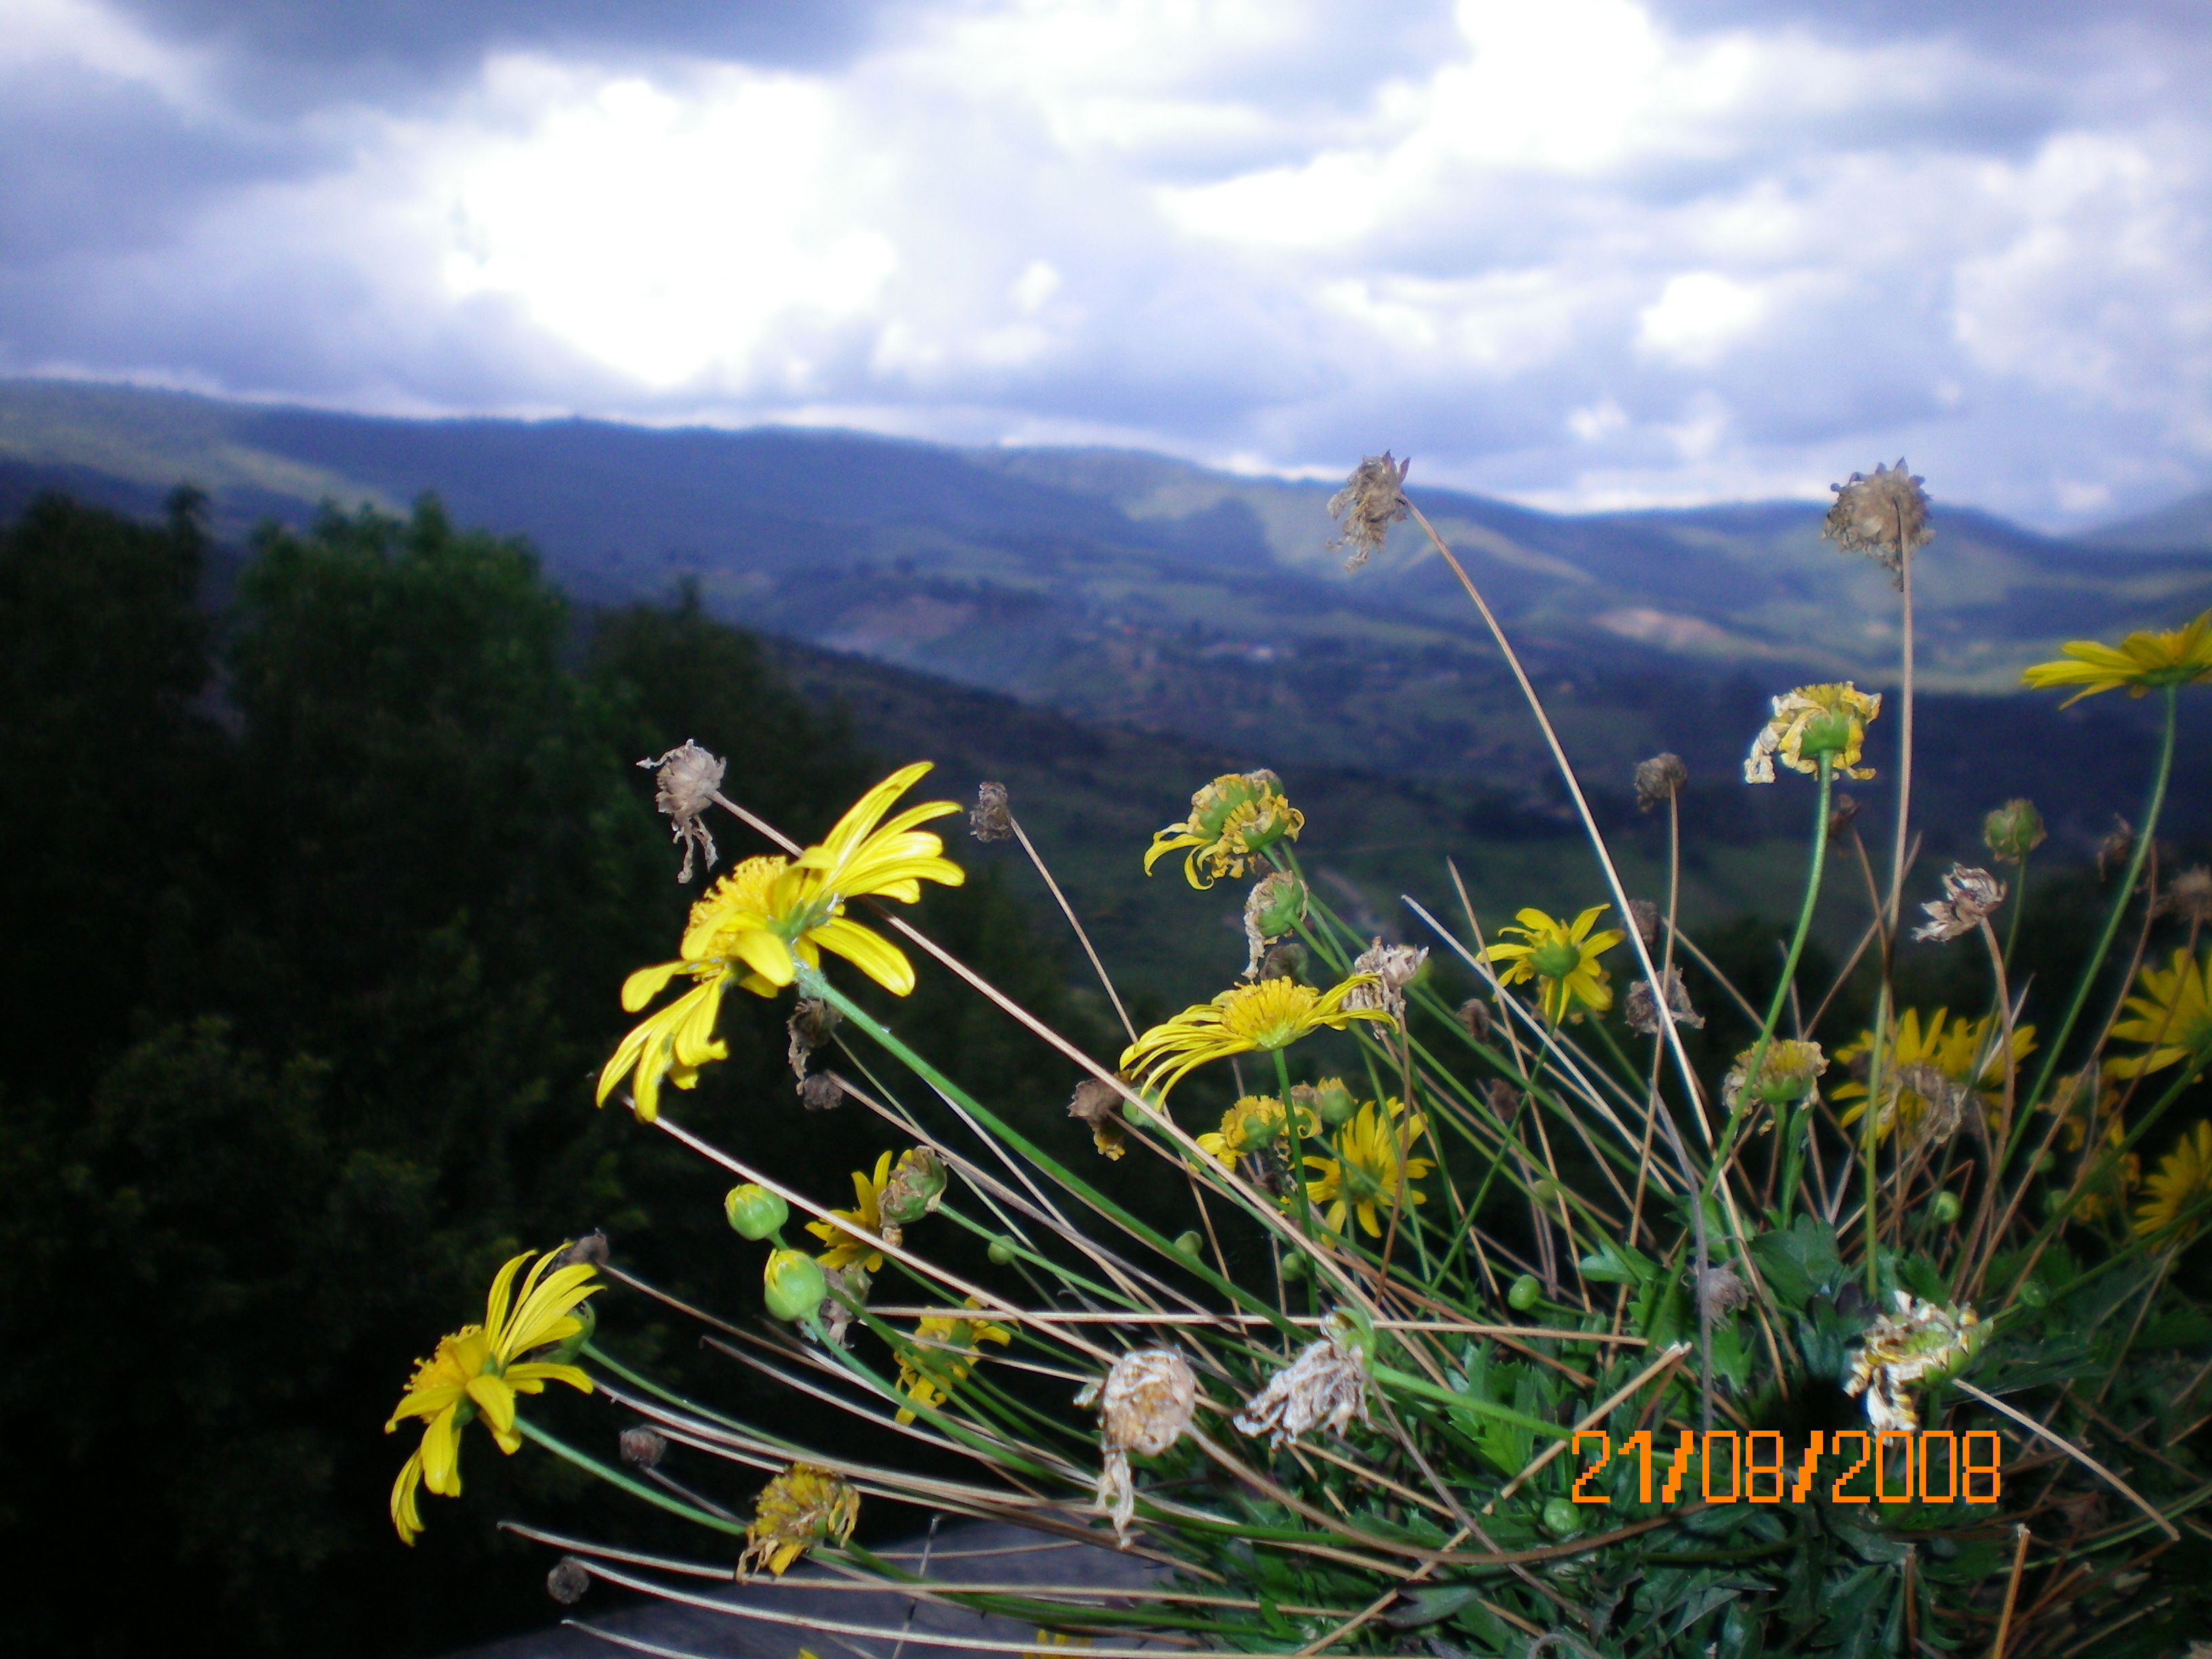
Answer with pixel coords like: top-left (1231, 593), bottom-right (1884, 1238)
top-left (817, 1265), bottom-right (870, 1349)
top-left (639, 740), bottom-right (727, 884)
top-left (1823, 459), bottom-right (1931, 581)
top-left (1627, 899), bottom-right (1660, 947)
top-left (1827, 792), bottom-right (1862, 843)
top-left (1258, 942), bottom-right (1307, 983)
top-left (970, 781), bottom-right (1015, 842)
top-left (1625, 967), bottom-right (1704, 1036)
top-left (1067, 1076), bottom-right (1128, 1160)
top-left (1723, 1040), bottom-right (1828, 1112)
top-left (619, 1426), bottom-right (668, 1470)
top-left (1844, 1293), bottom-right (1984, 1433)
top-left (1456, 997), bottom-right (1491, 1044)
top-left (1242, 871), bottom-right (1308, 978)
top-left (1892, 1065), bottom-right (1971, 1143)
top-left (1696, 1267), bottom-right (1748, 1319)
top-left (878, 1146), bottom-right (948, 1227)
top-left (739, 1463), bottom-right (860, 1578)
top-left (787, 998), bottom-right (842, 1080)
top-left (547, 1557), bottom-right (592, 1605)
top-left (554, 1230), bottom-right (609, 1270)
top-left (1913, 865), bottom-right (2007, 944)
top-left (1633, 753), bottom-right (1688, 812)
top-left (2159, 866), bottom-right (2212, 927)
top-left (1745, 683), bottom-right (1882, 783)
top-left (1233, 1315), bottom-right (1371, 1446)
top-left (799, 1071), bottom-right (844, 1112)
top-left (1344, 938), bottom-right (1427, 1020)
top-left (1327, 452), bottom-right (1412, 571)
top-left (2098, 816), bottom-right (2136, 881)
top-left (1077, 1347), bottom-right (1198, 1542)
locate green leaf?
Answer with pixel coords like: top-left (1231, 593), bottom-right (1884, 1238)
top-left (1579, 1236), bottom-right (1658, 1288)
top-left (1747, 1214), bottom-right (1845, 1312)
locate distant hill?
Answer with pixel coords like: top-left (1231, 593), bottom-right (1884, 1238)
top-left (3, 376), bottom-right (2203, 861)
top-left (2081, 487), bottom-right (2212, 554)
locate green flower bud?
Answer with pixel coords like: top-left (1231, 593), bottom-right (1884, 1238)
top-left (2015, 1275), bottom-right (2049, 1309)
top-left (1931, 1190), bottom-right (1962, 1225)
top-left (1278, 1251), bottom-right (1308, 1282)
top-left (1529, 1177), bottom-right (1561, 1206)
top-left (762, 1249), bottom-right (828, 1322)
top-left (878, 1147), bottom-right (948, 1227)
top-left (1306, 1077), bottom-right (1357, 1128)
top-left (1508, 1273), bottom-right (1541, 1312)
top-left (987, 1235), bottom-right (1019, 1267)
top-left (1246, 871), bottom-right (1308, 939)
top-left (724, 1183), bottom-right (789, 1241)
top-left (1982, 798), bottom-right (2047, 864)
top-left (1541, 1496), bottom-right (1584, 1538)
top-left (1172, 1230), bottom-right (1205, 1258)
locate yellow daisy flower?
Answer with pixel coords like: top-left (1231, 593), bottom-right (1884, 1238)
top-left (1744, 682), bottom-right (1883, 783)
top-left (2104, 947), bottom-right (2212, 1080)
top-left (2022, 610), bottom-right (2212, 708)
top-left (1144, 771), bottom-right (1305, 889)
top-left (2135, 1121), bottom-right (2212, 1237)
top-left (1481, 906), bottom-right (1623, 1024)
top-left (806, 1151), bottom-right (894, 1272)
top-left (739, 1462), bottom-right (859, 1577)
top-left (1834, 1008), bottom-right (2036, 1143)
top-left (1118, 976), bottom-right (1395, 1100)
top-left (1193, 1093), bottom-right (1319, 1169)
top-left (893, 1298), bottom-right (1013, 1424)
top-left (598, 763), bottom-right (964, 1122)
top-left (1303, 1098), bottom-right (1433, 1238)
top-left (385, 1248), bottom-right (600, 1544)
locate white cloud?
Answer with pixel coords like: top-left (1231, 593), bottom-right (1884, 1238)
top-left (4, 0), bottom-right (2211, 529)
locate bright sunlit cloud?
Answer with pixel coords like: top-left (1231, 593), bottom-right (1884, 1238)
top-left (2, 0), bottom-right (2209, 528)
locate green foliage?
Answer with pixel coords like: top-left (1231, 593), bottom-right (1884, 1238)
top-left (0, 490), bottom-right (1086, 1658)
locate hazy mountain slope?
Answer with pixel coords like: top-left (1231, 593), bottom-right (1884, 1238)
top-left (2082, 487), bottom-right (2212, 554)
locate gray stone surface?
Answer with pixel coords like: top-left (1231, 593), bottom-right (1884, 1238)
top-left (449, 1523), bottom-right (1167, 1659)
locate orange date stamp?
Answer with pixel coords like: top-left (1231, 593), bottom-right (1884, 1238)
top-left (1569, 1429), bottom-right (2004, 1504)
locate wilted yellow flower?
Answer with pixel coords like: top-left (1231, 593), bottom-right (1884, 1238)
top-left (894, 1298), bottom-right (1012, 1423)
top-left (1744, 683), bottom-right (1882, 783)
top-left (1844, 1293), bottom-right (1983, 1433)
top-left (1835, 1009), bottom-right (2035, 1143)
top-left (598, 764), bottom-right (964, 1121)
top-left (739, 1463), bottom-right (859, 1577)
top-left (2022, 610), bottom-right (2212, 708)
top-left (2135, 1122), bottom-right (2212, 1237)
top-left (1303, 1098), bottom-right (1432, 1238)
top-left (1119, 976), bottom-right (1393, 1099)
top-left (1143, 771), bottom-right (1305, 889)
top-left (386, 1248), bottom-right (600, 1544)
top-left (1193, 1093), bottom-right (1317, 1168)
top-left (1482, 906), bottom-right (1623, 1024)
top-left (806, 1151), bottom-right (895, 1272)
top-left (2104, 947), bottom-right (2212, 1080)
top-left (1721, 1040), bottom-right (1828, 1113)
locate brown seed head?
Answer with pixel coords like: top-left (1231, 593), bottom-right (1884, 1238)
top-left (1826, 792), bottom-right (1862, 843)
top-left (1823, 459), bottom-right (1932, 581)
top-left (1696, 1267), bottom-right (1749, 1318)
top-left (555, 1230), bottom-right (609, 1269)
top-left (970, 781), bottom-right (1015, 842)
top-left (547, 1558), bottom-right (592, 1605)
top-left (1258, 941), bottom-right (1308, 982)
top-left (1633, 752), bottom-right (1688, 812)
top-left (799, 1071), bottom-right (844, 1112)
top-left (1913, 864), bottom-right (2007, 944)
top-left (2097, 816), bottom-right (2135, 881)
top-left (638, 739), bottom-right (727, 883)
top-left (1456, 997), bottom-right (1492, 1044)
top-left (1068, 1076), bottom-right (1127, 1160)
top-left (1625, 967), bottom-right (1704, 1036)
top-left (1345, 937), bottom-right (1426, 1019)
top-left (1326, 452), bottom-right (1412, 571)
top-left (619, 1427), bottom-right (669, 1469)
top-left (787, 998), bottom-right (842, 1080)
top-left (1628, 899), bottom-right (1660, 947)
top-left (2163, 865), bottom-right (2212, 926)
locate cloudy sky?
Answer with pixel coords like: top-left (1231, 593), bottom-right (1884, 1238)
top-left (4, 0), bottom-right (2209, 528)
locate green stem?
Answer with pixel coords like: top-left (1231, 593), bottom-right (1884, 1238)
top-left (1705, 756), bottom-right (1832, 1195)
top-left (515, 1417), bottom-right (746, 1536)
top-left (2019, 684), bottom-right (2180, 1118)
